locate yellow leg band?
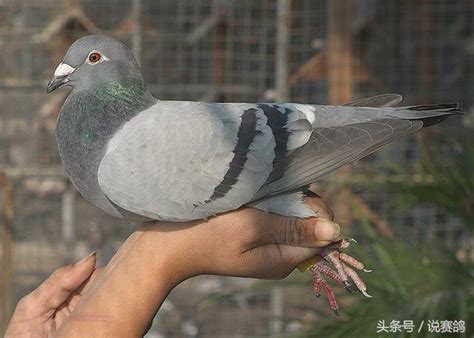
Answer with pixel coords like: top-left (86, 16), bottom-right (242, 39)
top-left (296, 256), bottom-right (320, 272)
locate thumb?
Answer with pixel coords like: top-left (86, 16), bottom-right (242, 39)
top-left (28, 252), bottom-right (97, 314)
top-left (270, 215), bottom-right (341, 248)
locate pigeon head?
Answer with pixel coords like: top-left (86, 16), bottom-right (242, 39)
top-left (47, 35), bottom-right (144, 93)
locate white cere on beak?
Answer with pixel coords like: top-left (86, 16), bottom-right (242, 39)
top-left (54, 63), bottom-right (76, 77)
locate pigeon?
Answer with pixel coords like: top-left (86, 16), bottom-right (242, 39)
top-left (47, 35), bottom-right (460, 313)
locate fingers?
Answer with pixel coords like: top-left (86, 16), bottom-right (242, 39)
top-left (74, 266), bottom-right (103, 295)
top-left (266, 192), bottom-right (337, 247)
top-left (304, 194), bottom-right (335, 221)
top-left (269, 216), bottom-right (340, 248)
top-left (278, 245), bottom-right (320, 267)
top-left (65, 266), bottom-right (104, 312)
top-left (239, 244), bottom-right (319, 279)
top-left (25, 252), bottom-right (97, 315)
top-left (235, 205), bottom-right (340, 249)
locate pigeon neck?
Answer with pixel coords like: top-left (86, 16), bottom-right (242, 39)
top-left (65, 81), bottom-right (157, 140)
top-left (61, 80), bottom-right (156, 140)
top-left (94, 80), bottom-right (156, 106)
top-left (55, 81), bottom-right (156, 218)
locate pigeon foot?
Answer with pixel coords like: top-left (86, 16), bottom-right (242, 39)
top-left (310, 239), bottom-right (372, 314)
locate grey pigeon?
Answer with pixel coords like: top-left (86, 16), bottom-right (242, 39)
top-left (47, 35), bottom-right (459, 222)
top-left (47, 35), bottom-right (460, 312)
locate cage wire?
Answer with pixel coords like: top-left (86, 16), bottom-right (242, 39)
top-left (0, 0), bottom-right (473, 336)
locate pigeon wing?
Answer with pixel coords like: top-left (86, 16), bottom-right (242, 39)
top-left (97, 101), bottom-right (312, 221)
top-left (254, 118), bottom-right (421, 200)
top-left (254, 102), bottom-right (459, 200)
top-left (342, 93), bottom-right (403, 107)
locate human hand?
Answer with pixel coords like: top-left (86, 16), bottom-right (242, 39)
top-left (139, 192), bottom-right (340, 281)
top-left (49, 193), bottom-right (340, 337)
top-left (5, 252), bottom-right (99, 338)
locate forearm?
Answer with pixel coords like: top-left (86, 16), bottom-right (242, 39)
top-left (54, 201), bottom-right (339, 337)
top-left (56, 224), bottom-right (187, 337)
top-left (7, 196), bottom-right (338, 338)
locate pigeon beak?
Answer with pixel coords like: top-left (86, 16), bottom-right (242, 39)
top-left (47, 75), bottom-right (69, 93)
top-left (47, 63), bottom-right (76, 93)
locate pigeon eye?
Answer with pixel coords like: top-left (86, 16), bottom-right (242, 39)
top-left (88, 52), bottom-right (102, 63)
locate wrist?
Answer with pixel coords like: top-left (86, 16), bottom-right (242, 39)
top-left (57, 223), bottom-right (188, 337)
top-left (136, 221), bottom-right (208, 281)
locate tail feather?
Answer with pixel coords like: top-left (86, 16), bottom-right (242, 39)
top-left (254, 102), bottom-right (461, 201)
top-left (404, 102), bottom-right (461, 127)
top-left (405, 102), bottom-right (459, 112)
top-left (388, 102), bottom-right (461, 127)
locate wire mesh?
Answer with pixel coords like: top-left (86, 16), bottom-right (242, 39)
top-left (0, 0), bottom-right (473, 336)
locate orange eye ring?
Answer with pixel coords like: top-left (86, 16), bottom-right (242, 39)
top-left (88, 52), bottom-right (102, 63)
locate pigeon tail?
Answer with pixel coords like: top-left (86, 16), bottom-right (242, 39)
top-left (391, 102), bottom-right (461, 127)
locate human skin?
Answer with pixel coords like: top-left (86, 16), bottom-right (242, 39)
top-left (6, 195), bottom-right (339, 338)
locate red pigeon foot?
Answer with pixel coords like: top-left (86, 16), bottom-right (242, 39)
top-left (310, 238), bottom-right (372, 314)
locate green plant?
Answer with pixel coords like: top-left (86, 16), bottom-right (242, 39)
top-left (305, 218), bottom-right (473, 338)
top-left (306, 136), bottom-right (474, 337)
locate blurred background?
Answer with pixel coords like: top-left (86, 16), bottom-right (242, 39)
top-left (0, 0), bottom-right (473, 337)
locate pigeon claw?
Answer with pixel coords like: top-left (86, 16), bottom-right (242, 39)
top-left (343, 280), bottom-right (358, 294)
top-left (311, 266), bottom-right (340, 314)
top-left (308, 238), bottom-right (372, 313)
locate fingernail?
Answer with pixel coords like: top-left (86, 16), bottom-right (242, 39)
top-left (315, 220), bottom-right (340, 241)
top-left (73, 251), bottom-right (96, 267)
top-left (332, 222), bottom-right (341, 240)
